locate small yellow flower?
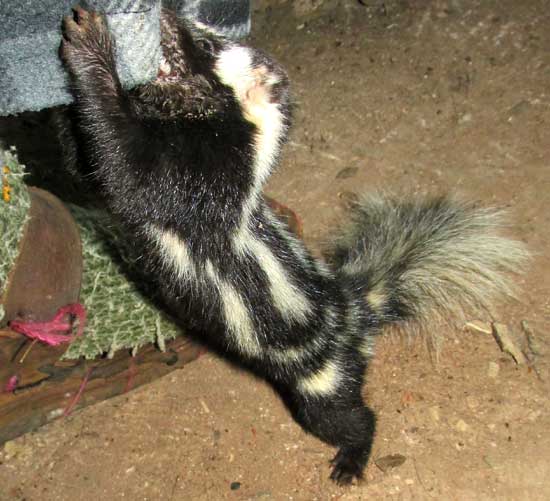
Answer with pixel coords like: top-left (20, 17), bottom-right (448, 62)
top-left (2, 165), bottom-right (10, 202)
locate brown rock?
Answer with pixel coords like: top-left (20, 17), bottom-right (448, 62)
top-left (335, 166), bottom-right (359, 179)
top-left (374, 454), bottom-right (407, 472)
top-left (1, 188), bottom-right (82, 323)
top-left (491, 322), bottom-right (528, 365)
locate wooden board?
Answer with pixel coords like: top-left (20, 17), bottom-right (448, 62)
top-left (0, 329), bottom-right (202, 445)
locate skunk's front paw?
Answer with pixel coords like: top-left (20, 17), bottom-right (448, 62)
top-left (60, 6), bottom-right (114, 76)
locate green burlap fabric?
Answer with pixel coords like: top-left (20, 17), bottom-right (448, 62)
top-left (0, 145), bottom-right (182, 359)
top-left (0, 147), bottom-right (31, 324)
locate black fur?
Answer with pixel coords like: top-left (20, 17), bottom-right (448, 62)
top-left (59, 7), bottom-right (528, 485)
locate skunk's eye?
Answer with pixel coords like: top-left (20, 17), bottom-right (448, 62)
top-left (196, 38), bottom-right (214, 53)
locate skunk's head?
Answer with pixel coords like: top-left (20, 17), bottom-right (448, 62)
top-left (155, 11), bottom-right (223, 85)
top-left (135, 9), bottom-right (292, 140)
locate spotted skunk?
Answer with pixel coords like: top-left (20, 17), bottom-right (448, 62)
top-left (59, 7), bottom-right (529, 484)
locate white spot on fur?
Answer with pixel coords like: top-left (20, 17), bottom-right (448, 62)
top-left (298, 360), bottom-right (340, 396)
top-left (366, 283), bottom-right (388, 314)
top-left (204, 260), bottom-right (261, 357)
top-left (148, 225), bottom-right (197, 281)
top-left (233, 227), bottom-right (312, 324)
top-left (268, 345), bottom-right (306, 364)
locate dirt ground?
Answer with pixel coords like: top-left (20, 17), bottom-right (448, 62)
top-left (1, 0), bottom-right (550, 499)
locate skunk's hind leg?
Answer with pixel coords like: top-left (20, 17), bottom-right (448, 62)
top-left (295, 392), bottom-right (375, 484)
top-left (282, 362), bottom-right (376, 484)
top-left (327, 404), bottom-right (376, 484)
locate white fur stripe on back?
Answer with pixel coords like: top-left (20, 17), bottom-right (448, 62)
top-left (149, 225), bottom-right (261, 357)
top-left (148, 225), bottom-right (197, 281)
top-left (233, 226), bottom-right (312, 324)
top-left (204, 260), bottom-right (261, 357)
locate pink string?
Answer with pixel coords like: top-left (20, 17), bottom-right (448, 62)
top-left (9, 303), bottom-right (87, 346)
top-left (64, 367), bottom-right (93, 417)
top-left (124, 359), bottom-right (138, 393)
top-left (3, 375), bottom-right (18, 393)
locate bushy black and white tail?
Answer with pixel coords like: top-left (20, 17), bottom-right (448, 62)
top-left (330, 194), bottom-right (530, 339)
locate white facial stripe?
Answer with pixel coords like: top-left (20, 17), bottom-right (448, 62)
top-left (249, 99), bottom-right (284, 186)
top-left (215, 46), bottom-right (286, 223)
top-left (204, 260), bottom-right (261, 357)
top-left (215, 46), bottom-right (256, 100)
top-left (148, 225), bottom-right (197, 281)
top-left (233, 227), bottom-right (312, 325)
top-left (298, 360), bottom-right (340, 396)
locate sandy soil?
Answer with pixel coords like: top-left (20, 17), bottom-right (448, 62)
top-left (1, 0), bottom-right (549, 499)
